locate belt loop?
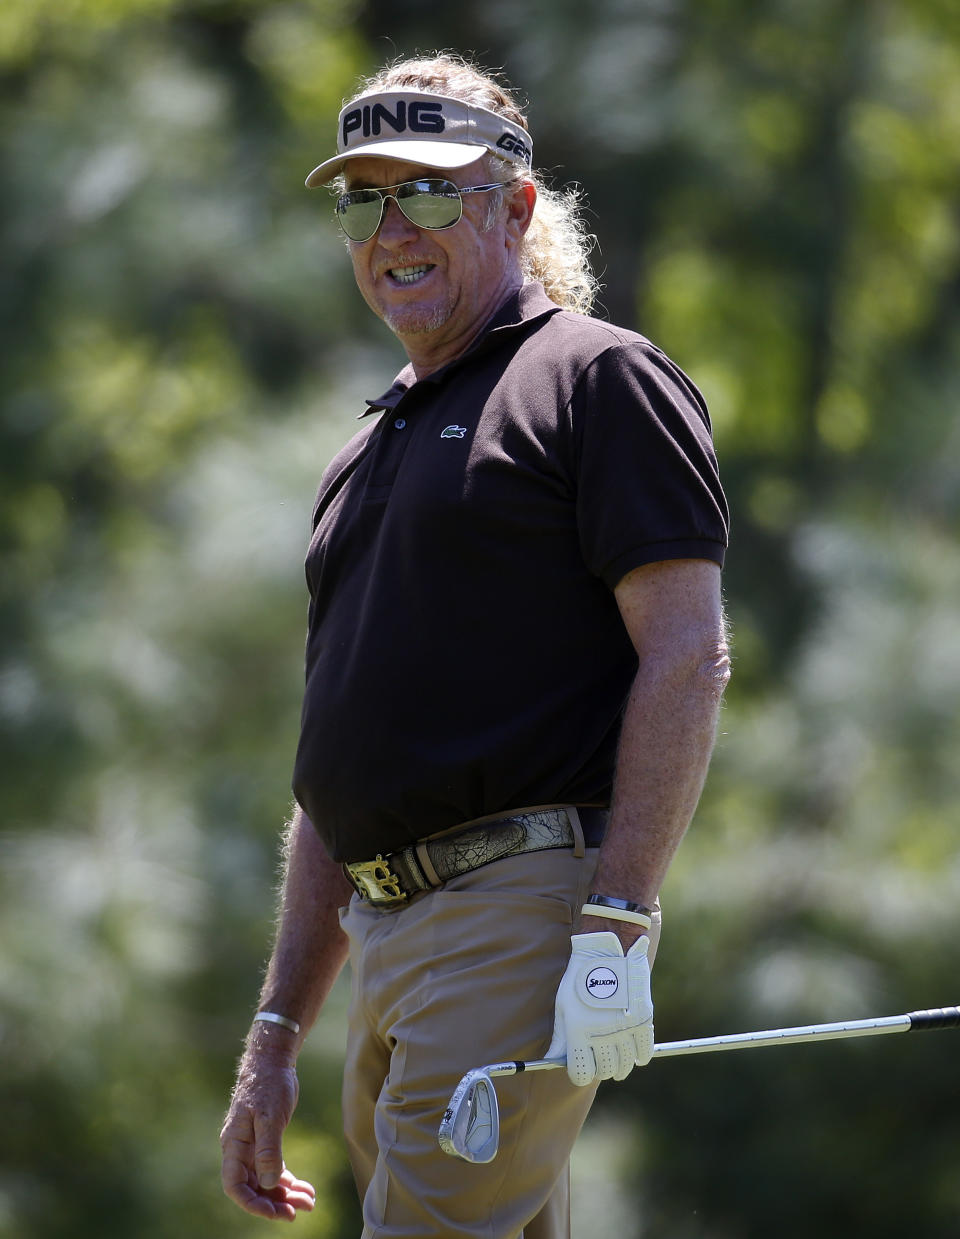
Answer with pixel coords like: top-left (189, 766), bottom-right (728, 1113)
top-left (415, 841), bottom-right (443, 887)
top-left (566, 806), bottom-right (586, 858)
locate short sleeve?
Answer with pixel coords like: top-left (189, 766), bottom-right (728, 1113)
top-left (572, 343), bottom-right (729, 587)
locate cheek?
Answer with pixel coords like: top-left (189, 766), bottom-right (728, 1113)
top-left (348, 246), bottom-right (367, 284)
top-left (349, 250), bottom-right (379, 306)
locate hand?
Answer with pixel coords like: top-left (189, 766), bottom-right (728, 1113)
top-left (220, 1050), bottom-right (316, 1221)
top-left (546, 930), bottom-right (654, 1086)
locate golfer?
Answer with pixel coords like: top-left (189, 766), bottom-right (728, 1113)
top-left (220, 51), bottom-right (730, 1238)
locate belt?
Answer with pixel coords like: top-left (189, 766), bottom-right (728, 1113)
top-left (343, 806), bottom-right (608, 909)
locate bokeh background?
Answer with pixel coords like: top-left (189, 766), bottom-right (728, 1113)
top-left (2, 1), bottom-right (959, 1236)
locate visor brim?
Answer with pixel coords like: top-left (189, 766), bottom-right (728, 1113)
top-left (305, 139), bottom-right (489, 187)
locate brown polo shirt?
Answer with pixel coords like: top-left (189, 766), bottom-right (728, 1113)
top-left (292, 283), bottom-right (728, 862)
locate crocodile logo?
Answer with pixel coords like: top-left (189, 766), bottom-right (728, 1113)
top-left (441, 425), bottom-right (468, 439)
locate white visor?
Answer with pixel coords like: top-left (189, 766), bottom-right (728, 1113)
top-left (305, 90), bottom-right (534, 186)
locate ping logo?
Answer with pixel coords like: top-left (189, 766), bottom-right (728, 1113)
top-left (496, 132), bottom-right (532, 165)
top-left (343, 100), bottom-right (445, 147)
top-left (441, 425), bottom-right (468, 439)
top-left (585, 966), bottom-right (619, 999)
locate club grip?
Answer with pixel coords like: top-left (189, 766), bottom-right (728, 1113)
top-left (908, 1006), bottom-right (960, 1030)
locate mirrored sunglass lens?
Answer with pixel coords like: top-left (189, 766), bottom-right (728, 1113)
top-left (337, 191), bottom-right (383, 240)
top-left (396, 181), bottom-right (462, 230)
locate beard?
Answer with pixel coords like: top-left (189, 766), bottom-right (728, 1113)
top-left (382, 296), bottom-right (455, 338)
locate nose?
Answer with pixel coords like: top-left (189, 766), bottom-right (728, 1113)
top-left (376, 195), bottom-right (420, 246)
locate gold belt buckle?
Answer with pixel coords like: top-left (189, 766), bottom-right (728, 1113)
top-left (349, 855), bottom-right (408, 906)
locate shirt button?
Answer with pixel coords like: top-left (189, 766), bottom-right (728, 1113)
top-left (394, 418), bottom-right (406, 430)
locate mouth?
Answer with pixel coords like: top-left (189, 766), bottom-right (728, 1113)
top-left (387, 263), bottom-right (436, 286)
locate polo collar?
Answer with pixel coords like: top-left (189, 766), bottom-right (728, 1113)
top-left (361, 282), bottom-right (562, 416)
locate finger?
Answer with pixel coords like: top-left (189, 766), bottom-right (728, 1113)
top-left (220, 1121), bottom-right (258, 1204)
top-left (222, 1138), bottom-right (287, 1219)
top-left (593, 1037), bottom-right (623, 1081)
top-left (612, 1034), bottom-right (635, 1081)
top-left (253, 1111), bottom-right (286, 1190)
top-left (632, 1022), bottom-right (655, 1067)
top-left (274, 1167), bottom-right (317, 1212)
top-left (223, 1154), bottom-right (315, 1221)
top-left (566, 1041), bottom-right (598, 1087)
top-left (254, 1172), bottom-right (316, 1221)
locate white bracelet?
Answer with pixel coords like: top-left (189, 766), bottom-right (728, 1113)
top-left (581, 903), bottom-right (652, 931)
top-left (253, 1011), bottom-right (300, 1034)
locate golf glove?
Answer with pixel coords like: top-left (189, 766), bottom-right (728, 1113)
top-left (546, 931), bottom-right (654, 1086)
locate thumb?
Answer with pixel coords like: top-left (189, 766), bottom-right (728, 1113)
top-left (546, 1007), bottom-right (567, 1061)
top-left (253, 1112), bottom-right (285, 1190)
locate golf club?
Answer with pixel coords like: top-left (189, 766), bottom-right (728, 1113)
top-left (438, 1005), bottom-right (960, 1163)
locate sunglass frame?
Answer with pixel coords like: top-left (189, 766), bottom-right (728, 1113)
top-left (335, 178), bottom-right (504, 242)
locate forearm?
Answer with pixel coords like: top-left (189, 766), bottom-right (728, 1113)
top-left (587, 637), bottom-right (730, 942)
top-left (222, 807), bottom-right (352, 1214)
top-left (546, 638), bottom-right (729, 1083)
top-left (247, 805), bottom-right (354, 1061)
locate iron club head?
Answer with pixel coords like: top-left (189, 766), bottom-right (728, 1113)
top-left (437, 1066), bottom-right (501, 1163)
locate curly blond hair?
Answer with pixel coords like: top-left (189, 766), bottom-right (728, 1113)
top-left (342, 53), bottom-right (599, 316)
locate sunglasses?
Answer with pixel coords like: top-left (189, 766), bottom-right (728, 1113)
top-left (335, 178), bottom-right (504, 242)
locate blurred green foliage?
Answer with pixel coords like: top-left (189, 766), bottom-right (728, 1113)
top-left (1, 2), bottom-right (958, 1236)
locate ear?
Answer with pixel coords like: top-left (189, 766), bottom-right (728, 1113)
top-left (504, 179), bottom-right (537, 249)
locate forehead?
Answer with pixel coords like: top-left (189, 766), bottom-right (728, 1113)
top-left (343, 155), bottom-right (487, 190)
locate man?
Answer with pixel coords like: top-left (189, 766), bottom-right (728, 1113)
top-left (221, 53), bottom-right (730, 1238)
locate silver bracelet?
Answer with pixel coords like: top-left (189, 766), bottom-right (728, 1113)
top-left (582, 893), bottom-right (653, 930)
top-left (253, 1011), bottom-right (300, 1034)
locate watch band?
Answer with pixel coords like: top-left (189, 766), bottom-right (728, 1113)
top-left (582, 893), bottom-right (653, 930)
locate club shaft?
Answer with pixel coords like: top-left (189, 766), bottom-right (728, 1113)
top-left (653, 1006), bottom-right (959, 1058)
top-left (652, 1013), bottom-right (911, 1057)
top-left (484, 1058), bottom-right (564, 1078)
top-left (489, 1007), bottom-right (960, 1074)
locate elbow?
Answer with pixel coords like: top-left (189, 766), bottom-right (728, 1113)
top-left (698, 605), bottom-right (733, 702)
top-left (700, 639), bottom-right (732, 703)
top-left (636, 634), bottom-right (731, 703)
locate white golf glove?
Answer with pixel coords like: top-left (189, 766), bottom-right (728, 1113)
top-left (546, 931), bottom-right (654, 1086)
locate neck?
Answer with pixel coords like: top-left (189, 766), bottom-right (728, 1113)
top-left (399, 276), bottom-right (522, 381)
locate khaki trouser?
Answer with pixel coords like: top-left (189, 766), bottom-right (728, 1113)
top-left (339, 846), bottom-right (661, 1238)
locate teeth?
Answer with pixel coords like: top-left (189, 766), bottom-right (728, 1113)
top-left (391, 264), bottom-right (432, 284)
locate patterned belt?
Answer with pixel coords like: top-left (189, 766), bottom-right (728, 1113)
top-left (343, 806), bottom-right (608, 909)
